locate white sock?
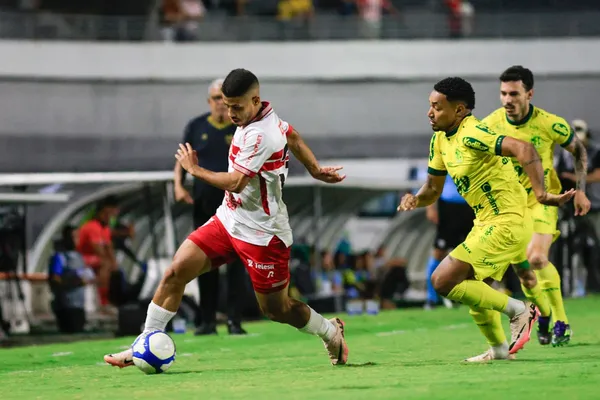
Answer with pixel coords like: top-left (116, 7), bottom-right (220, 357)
top-left (299, 307), bottom-right (337, 342)
top-left (503, 298), bottom-right (526, 319)
top-left (144, 301), bottom-right (177, 332)
top-left (491, 342), bottom-right (509, 359)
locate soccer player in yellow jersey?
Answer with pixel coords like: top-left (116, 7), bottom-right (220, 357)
top-left (399, 77), bottom-right (575, 361)
top-left (482, 66), bottom-right (591, 347)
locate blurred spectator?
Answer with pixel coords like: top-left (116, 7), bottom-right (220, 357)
top-left (313, 250), bottom-right (343, 295)
top-left (289, 245), bottom-right (315, 298)
top-left (161, 0), bottom-right (206, 42)
top-left (338, 0), bottom-right (357, 16)
top-left (556, 119), bottom-right (600, 292)
top-left (48, 225), bottom-right (95, 333)
top-left (444, 0), bottom-right (462, 38)
top-left (343, 251), bottom-right (377, 299)
top-left (460, 1), bottom-right (474, 37)
top-left (277, 0), bottom-right (314, 40)
top-left (378, 257), bottom-right (409, 309)
top-left (77, 196), bottom-right (120, 309)
top-left (356, 0), bottom-right (398, 39)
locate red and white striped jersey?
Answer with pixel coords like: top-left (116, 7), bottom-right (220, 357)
top-left (215, 102), bottom-right (293, 247)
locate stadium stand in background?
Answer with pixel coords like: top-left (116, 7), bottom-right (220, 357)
top-left (0, 0), bottom-right (598, 344)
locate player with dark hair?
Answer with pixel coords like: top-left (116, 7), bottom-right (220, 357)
top-left (483, 65), bottom-right (591, 346)
top-left (104, 68), bottom-right (350, 368)
top-left (399, 77), bottom-right (575, 361)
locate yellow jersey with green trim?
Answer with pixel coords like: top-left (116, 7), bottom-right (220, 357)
top-left (482, 105), bottom-right (574, 208)
top-left (428, 115), bottom-right (527, 223)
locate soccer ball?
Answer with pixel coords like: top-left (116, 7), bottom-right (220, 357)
top-left (132, 330), bottom-right (176, 374)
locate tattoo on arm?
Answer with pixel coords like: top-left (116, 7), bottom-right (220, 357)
top-left (573, 139), bottom-right (588, 192)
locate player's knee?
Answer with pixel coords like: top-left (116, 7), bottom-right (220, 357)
top-left (160, 261), bottom-right (189, 290)
top-left (431, 271), bottom-right (450, 296)
top-left (528, 252), bottom-right (548, 270)
top-left (519, 269), bottom-right (538, 289)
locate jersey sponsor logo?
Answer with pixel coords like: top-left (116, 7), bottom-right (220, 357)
top-left (247, 259), bottom-right (275, 270)
top-left (475, 124), bottom-right (496, 135)
top-left (481, 182), bottom-right (500, 215)
top-left (463, 137), bottom-right (489, 152)
top-left (552, 122), bottom-right (570, 137)
top-left (453, 175), bottom-right (471, 195)
top-left (225, 191), bottom-right (242, 210)
top-left (455, 148), bottom-right (463, 163)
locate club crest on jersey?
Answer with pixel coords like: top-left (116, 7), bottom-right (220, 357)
top-left (552, 122), bottom-right (570, 137)
top-left (225, 134), bottom-right (233, 145)
top-left (463, 137), bottom-right (489, 152)
top-left (531, 136), bottom-right (542, 148)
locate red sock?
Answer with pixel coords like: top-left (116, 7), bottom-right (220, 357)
top-left (98, 287), bottom-right (110, 306)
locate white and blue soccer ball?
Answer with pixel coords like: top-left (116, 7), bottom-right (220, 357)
top-left (132, 330), bottom-right (176, 374)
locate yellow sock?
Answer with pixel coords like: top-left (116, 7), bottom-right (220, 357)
top-left (521, 282), bottom-right (551, 317)
top-left (469, 307), bottom-right (506, 346)
top-left (447, 280), bottom-right (509, 312)
top-left (535, 262), bottom-right (568, 323)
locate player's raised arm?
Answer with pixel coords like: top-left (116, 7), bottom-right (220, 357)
top-left (175, 142), bottom-right (251, 193)
top-left (287, 128), bottom-right (346, 184)
top-left (499, 136), bottom-right (575, 207)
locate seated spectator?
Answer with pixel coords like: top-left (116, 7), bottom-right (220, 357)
top-left (48, 226), bottom-right (95, 333)
top-left (343, 251), bottom-right (377, 299)
top-left (377, 256), bottom-right (410, 309)
top-left (289, 245), bottom-right (315, 298)
top-left (77, 196), bottom-right (120, 309)
top-left (313, 250), bottom-right (343, 295)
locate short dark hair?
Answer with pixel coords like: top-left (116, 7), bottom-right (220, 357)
top-left (433, 77), bottom-right (476, 110)
top-left (499, 65), bottom-right (534, 91)
top-left (97, 195), bottom-right (119, 211)
top-left (221, 68), bottom-right (259, 97)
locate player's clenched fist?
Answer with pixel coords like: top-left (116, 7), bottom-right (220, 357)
top-left (398, 193), bottom-right (418, 211)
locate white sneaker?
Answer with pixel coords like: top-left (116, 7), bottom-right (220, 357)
top-left (464, 349), bottom-right (515, 363)
top-left (104, 331), bottom-right (149, 368)
top-left (323, 318), bottom-right (349, 365)
top-left (104, 348), bottom-right (134, 368)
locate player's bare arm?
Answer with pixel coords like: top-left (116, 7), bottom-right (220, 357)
top-left (563, 136), bottom-right (591, 216)
top-left (287, 128), bottom-right (346, 183)
top-left (175, 143), bottom-right (250, 193)
top-left (398, 174), bottom-right (445, 211)
top-left (500, 136), bottom-right (575, 206)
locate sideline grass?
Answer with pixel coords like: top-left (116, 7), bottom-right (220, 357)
top-left (1, 296), bottom-right (599, 400)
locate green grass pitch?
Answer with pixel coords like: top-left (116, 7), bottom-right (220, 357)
top-left (2, 296), bottom-right (600, 400)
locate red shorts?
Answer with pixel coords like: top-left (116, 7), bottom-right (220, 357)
top-left (187, 217), bottom-right (291, 294)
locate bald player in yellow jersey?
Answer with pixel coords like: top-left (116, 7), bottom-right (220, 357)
top-left (399, 77), bottom-right (575, 362)
top-left (483, 66), bottom-right (591, 347)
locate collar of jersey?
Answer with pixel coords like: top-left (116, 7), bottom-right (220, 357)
top-left (446, 113), bottom-right (473, 137)
top-left (506, 104), bottom-right (534, 126)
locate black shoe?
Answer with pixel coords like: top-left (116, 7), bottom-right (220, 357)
top-left (537, 316), bottom-right (551, 345)
top-left (194, 323), bottom-right (218, 336)
top-left (227, 320), bottom-right (247, 335)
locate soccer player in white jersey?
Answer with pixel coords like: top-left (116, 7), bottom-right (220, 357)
top-left (103, 68), bottom-right (350, 367)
